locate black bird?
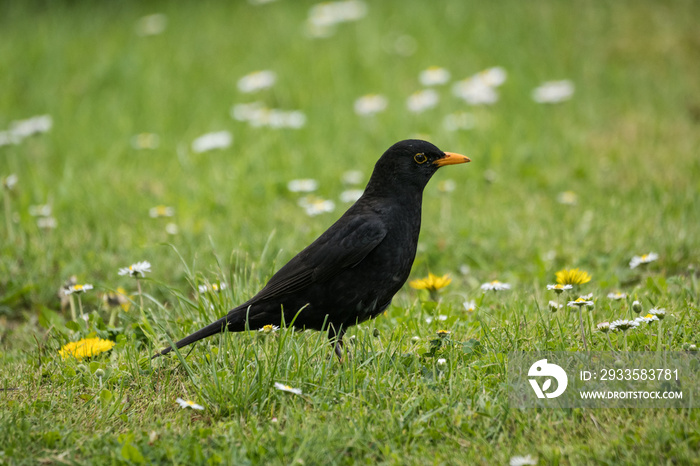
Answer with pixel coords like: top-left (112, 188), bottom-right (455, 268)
top-left (156, 139), bottom-right (469, 359)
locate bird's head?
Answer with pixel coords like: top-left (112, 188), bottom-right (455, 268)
top-left (367, 139), bottom-right (470, 194)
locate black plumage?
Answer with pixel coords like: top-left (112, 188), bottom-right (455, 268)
top-left (156, 139), bottom-right (469, 359)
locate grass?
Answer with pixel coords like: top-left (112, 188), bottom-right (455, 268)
top-left (1, 0), bottom-right (700, 464)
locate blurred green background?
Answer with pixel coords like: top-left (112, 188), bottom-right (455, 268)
top-left (3, 0), bottom-right (697, 317)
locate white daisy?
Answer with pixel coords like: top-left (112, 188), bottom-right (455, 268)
top-left (354, 94), bottom-right (388, 116)
top-left (532, 80), bottom-right (574, 103)
top-left (37, 217), bottom-right (57, 229)
top-left (509, 454), bottom-right (538, 466)
top-left (198, 283), bottom-right (227, 293)
top-left (135, 14), bottom-right (167, 36)
top-left (629, 252), bottom-right (659, 269)
top-left (237, 70), bottom-right (276, 93)
top-left (607, 292), bottom-right (627, 300)
top-left (437, 358), bottom-right (447, 365)
top-left (567, 297), bottom-right (594, 308)
top-left (452, 78), bottom-right (499, 105)
top-left (437, 179), bottom-right (456, 193)
top-left (274, 382), bottom-right (302, 395)
top-left (165, 223), bottom-right (179, 235)
top-left (306, 0), bottom-right (367, 38)
top-left (610, 319), bottom-right (639, 332)
top-left (131, 133), bottom-right (160, 150)
top-left (191, 131), bottom-right (232, 153)
top-left (480, 280), bottom-right (511, 291)
top-left (547, 284), bottom-right (573, 294)
top-left (421, 315), bottom-right (447, 323)
top-left (596, 322), bottom-right (611, 333)
top-left (231, 101), bottom-right (267, 122)
top-left (9, 114), bottom-right (53, 139)
top-left (419, 66), bottom-right (450, 86)
top-left (635, 314), bottom-right (659, 324)
top-left (648, 308), bottom-right (666, 320)
top-left (0, 131), bottom-right (20, 147)
top-left (149, 205), bottom-right (175, 218)
top-left (463, 300), bottom-right (477, 312)
top-left (29, 204), bottom-right (52, 217)
top-left (548, 300), bottom-right (563, 312)
top-left (298, 196), bottom-right (335, 216)
top-left (341, 170), bottom-right (363, 185)
top-left (265, 109), bottom-right (306, 129)
top-left (476, 67), bottom-right (507, 87)
top-left (2, 174), bottom-right (18, 190)
top-left (259, 324), bottom-right (280, 333)
top-left (443, 111), bottom-right (475, 131)
top-left (339, 189), bottom-right (363, 203)
top-left (556, 191), bottom-right (578, 205)
top-left (176, 398), bottom-right (204, 410)
top-left (64, 284), bottom-right (94, 295)
top-left (118, 261), bottom-right (151, 278)
top-left (287, 179), bottom-right (319, 193)
top-left (240, 107), bottom-right (305, 129)
top-left (406, 89), bottom-right (439, 113)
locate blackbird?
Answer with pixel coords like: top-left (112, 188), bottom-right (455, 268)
top-left (156, 139), bottom-right (469, 359)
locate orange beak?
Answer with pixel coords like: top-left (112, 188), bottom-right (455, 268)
top-left (433, 152), bottom-right (471, 167)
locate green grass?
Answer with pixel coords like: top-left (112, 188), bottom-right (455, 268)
top-left (1, 0), bottom-right (700, 464)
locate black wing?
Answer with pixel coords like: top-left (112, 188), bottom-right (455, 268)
top-left (245, 215), bottom-right (387, 304)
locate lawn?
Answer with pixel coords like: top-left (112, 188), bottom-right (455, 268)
top-left (1, 0), bottom-right (699, 464)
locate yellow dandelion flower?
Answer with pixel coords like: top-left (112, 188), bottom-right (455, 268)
top-left (436, 329), bottom-right (451, 338)
top-left (555, 268), bottom-right (591, 285)
top-left (410, 273), bottom-right (452, 292)
top-left (59, 337), bottom-right (115, 360)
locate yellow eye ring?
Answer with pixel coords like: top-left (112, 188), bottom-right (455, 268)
top-left (414, 153), bottom-right (427, 164)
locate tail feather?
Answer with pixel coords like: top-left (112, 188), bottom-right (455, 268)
top-left (153, 314), bottom-right (230, 358)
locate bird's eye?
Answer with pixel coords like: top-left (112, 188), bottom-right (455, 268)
top-left (414, 153), bottom-right (427, 164)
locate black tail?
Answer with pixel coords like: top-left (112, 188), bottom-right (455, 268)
top-left (153, 315), bottom-right (230, 359)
